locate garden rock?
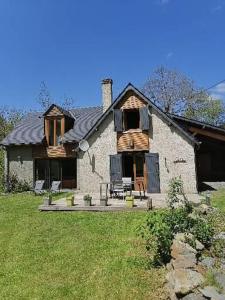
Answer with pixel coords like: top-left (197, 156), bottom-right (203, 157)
top-left (171, 240), bottom-right (197, 259)
top-left (200, 257), bottom-right (216, 269)
top-left (172, 254), bottom-right (197, 269)
top-left (197, 203), bottom-right (212, 215)
top-left (174, 233), bottom-right (204, 251)
top-left (181, 292), bottom-right (206, 300)
top-left (199, 286), bottom-right (225, 300)
top-left (166, 269), bottom-right (204, 295)
top-left (214, 232), bottom-right (225, 240)
top-left (213, 271), bottom-right (225, 293)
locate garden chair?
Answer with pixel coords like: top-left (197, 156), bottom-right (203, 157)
top-left (34, 180), bottom-right (45, 195)
top-left (122, 177), bottom-right (132, 196)
top-left (50, 181), bottom-right (61, 194)
top-left (111, 181), bottom-right (125, 200)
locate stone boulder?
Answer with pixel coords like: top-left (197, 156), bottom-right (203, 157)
top-left (182, 292), bottom-right (206, 300)
top-left (172, 254), bottom-right (196, 269)
top-left (199, 286), bottom-right (225, 300)
top-left (174, 233), bottom-right (204, 251)
top-left (171, 240), bottom-right (197, 259)
top-left (166, 269), bottom-right (204, 296)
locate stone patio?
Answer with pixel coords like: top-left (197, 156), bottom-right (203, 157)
top-left (38, 191), bottom-right (203, 212)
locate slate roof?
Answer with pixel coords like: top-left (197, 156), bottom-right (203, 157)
top-left (2, 83), bottom-right (223, 148)
top-left (0, 106), bottom-right (103, 146)
top-left (43, 103), bottom-right (74, 119)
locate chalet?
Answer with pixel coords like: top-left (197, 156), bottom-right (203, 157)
top-left (1, 79), bottom-right (225, 194)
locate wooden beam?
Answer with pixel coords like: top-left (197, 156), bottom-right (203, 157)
top-left (54, 119), bottom-right (57, 146)
top-left (61, 117), bottom-right (65, 136)
top-left (189, 126), bottom-right (225, 142)
top-left (45, 119), bottom-right (49, 145)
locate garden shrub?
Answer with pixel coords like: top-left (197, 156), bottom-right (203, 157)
top-left (167, 176), bottom-right (190, 211)
top-left (7, 173), bottom-right (31, 193)
top-left (138, 177), bottom-right (214, 266)
top-left (190, 218), bottom-right (214, 247)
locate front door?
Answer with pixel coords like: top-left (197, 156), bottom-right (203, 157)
top-left (122, 153), bottom-right (146, 191)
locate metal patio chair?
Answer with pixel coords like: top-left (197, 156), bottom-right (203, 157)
top-left (34, 180), bottom-right (45, 195)
top-left (111, 181), bottom-right (125, 200)
top-left (50, 181), bottom-right (61, 194)
top-left (122, 177), bottom-right (132, 196)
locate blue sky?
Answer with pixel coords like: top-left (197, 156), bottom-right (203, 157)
top-left (0, 0), bottom-right (225, 110)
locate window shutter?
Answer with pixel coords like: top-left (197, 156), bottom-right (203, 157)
top-left (145, 153), bottom-right (160, 193)
top-left (140, 107), bottom-right (150, 130)
top-left (114, 109), bottom-right (123, 132)
top-left (110, 154), bottom-right (122, 181)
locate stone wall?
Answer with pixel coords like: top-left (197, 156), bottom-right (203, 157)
top-left (150, 111), bottom-right (197, 193)
top-left (8, 146), bottom-right (33, 187)
top-left (77, 112), bottom-right (117, 193)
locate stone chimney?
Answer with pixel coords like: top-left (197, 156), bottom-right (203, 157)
top-left (102, 78), bottom-right (113, 112)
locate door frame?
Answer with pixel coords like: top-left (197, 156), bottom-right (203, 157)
top-left (122, 152), bottom-right (147, 191)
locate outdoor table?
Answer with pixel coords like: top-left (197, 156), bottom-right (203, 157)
top-left (99, 180), bottom-right (145, 200)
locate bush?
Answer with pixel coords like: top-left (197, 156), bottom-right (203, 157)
top-left (7, 173), bottom-right (31, 193)
top-left (191, 218), bottom-right (214, 247)
top-left (138, 207), bottom-right (214, 266)
top-left (167, 176), bottom-right (190, 210)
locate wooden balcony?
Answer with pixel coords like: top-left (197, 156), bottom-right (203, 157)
top-left (117, 130), bottom-right (149, 152)
top-left (32, 144), bottom-right (76, 158)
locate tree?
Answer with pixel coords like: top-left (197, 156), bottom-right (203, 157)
top-left (142, 66), bottom-right (225, 126)
top-left (37, 81), bottom-right (52, 110)
top-left (0, 106), bottom-right (24, 191)
top-left (37, 81), bottom-right (75, 111)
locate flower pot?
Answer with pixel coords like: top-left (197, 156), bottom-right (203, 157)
top-left (84, 199), bottom-right (92, 206)
top-left (43, 195), bottom-right (52, 206)
top-left (100, 198), bottom-right (108, 206)
top-left (66, 195), bottom-right (74, 207)
top-left (126, 196), bottom-right (134, 208)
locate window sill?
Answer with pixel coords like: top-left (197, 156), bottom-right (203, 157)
top-left (122, 129), bottom-right (142, 133)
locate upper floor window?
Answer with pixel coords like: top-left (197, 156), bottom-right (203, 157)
top-left (46, 118), bottom-right (63, 146)
top-left (124, 109), bottom-right (140, 130)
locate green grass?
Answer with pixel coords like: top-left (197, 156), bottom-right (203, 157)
top-left (211, 189), bottom-right (225, 212)
top-left (0, 193), bottom-right (166, 300)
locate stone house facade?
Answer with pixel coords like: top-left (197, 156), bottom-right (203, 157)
top-left (2, 79), bottom-right (225, 194)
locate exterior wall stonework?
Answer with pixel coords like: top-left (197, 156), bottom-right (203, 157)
top-left (8, 146), bottom-right (33, 187)
top-left (149, 111), bottom-right (197, 193)
top-left (77, 112), bottom-right (117, 193)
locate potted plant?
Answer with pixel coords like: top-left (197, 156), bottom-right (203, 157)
top-left (100, 197), bottom-right (108, 206)
top-left (125, 195), bottom-right (134, 208)
top-left (83, 194), bottom-right (92, 206)
top-left (66, 195), bottom-right (75, 207)
top-left (43, 193), bottom-right (52, 206)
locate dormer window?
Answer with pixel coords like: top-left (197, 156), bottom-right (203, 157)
top-left (43, 104), bottom-right (74, 147)
top-left (47, 118), bottom-right (63, 146)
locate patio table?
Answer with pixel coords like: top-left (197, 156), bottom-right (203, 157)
top-left (100, 180), bottom-right (145, 200)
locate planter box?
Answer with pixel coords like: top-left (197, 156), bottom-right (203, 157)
top-left (84, 199), bottom-right (92, 207)
top-left (100, 198), bottom-right (108, 206)
top-left (66, 195), bottom-right (75, 207)
top-left (43, 195), bottom-right (52, 206)
top-left (126, 196), bottom-right (134, 208)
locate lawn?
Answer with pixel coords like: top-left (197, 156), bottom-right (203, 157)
top-left (211, 188), bottom-right (225, 212)
top-left (0, 193), bottom-right (166, 300)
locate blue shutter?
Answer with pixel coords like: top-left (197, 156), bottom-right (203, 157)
top-left (114, 109), bottom-right (123, 132)
top-left (140, 107), bottom-right (150, 130)
top-left (145, 153), bottom-right (160, 193)
top-left (110, 154), bottom-right (122, 181)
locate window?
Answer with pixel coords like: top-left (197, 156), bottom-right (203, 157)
top-left (124, 109), bottom-right (140, 130)
top-left (46, 118), bottom-right (63, 146)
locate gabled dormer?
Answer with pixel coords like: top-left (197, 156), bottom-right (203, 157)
top-left (43, 104), bottom-right (74, 147)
